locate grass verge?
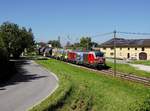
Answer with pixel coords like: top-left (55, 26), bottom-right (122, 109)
top-left (30, 59), bottom-right (150, 111)
top-left (130, 60), bottom-right (150, 66)
top-left (106, 61), bottom-right (150, 78)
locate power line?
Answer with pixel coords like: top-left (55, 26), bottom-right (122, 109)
top-left (116, 33), bottom-right (150, 39)
top-left (117, 31), bottom-right (150, 35)
top-left (91, 32), bottom-right (113, 38)
top-left (64, 31), bottom-right (150, 44)
top-left (64, 32), bottom-right (113, 43)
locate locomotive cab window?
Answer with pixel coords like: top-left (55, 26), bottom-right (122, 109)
top-left (95, 52), bottom-right (104, 57)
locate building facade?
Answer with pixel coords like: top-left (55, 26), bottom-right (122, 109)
top-left (95, 38), bottom-right (150, 60)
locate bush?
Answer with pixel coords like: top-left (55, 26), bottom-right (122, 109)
top-left (0, 36), bottom-right (9, 80)
top-left (0, 36), bottom-right (8, 62)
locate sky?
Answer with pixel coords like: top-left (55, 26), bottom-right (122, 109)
top-left (0, 0), bottom-right (150, 45)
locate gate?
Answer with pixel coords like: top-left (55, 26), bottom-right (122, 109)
top-left (139, 52), bottom-right (147, 60)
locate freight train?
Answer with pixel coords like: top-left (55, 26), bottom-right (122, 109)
top-left (39, 47), bottom-right (106, 68)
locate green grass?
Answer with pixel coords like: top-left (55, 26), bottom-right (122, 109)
top-left (106, 61), bottom-right (150, 78)
top-left (30, 59), bottom-right (150, 111)
top-left (24, 55), bottom-right (48, 60)
top-left (130, 60), bottom-right (150, 66)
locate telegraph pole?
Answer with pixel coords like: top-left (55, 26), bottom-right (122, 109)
top-left (58, 36), bottom-right (60, 43)
top-left (113, 30), bottom-right (117, 76)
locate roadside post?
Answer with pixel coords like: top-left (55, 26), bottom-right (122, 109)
top-left (114, 30), bottom-right (117, 76)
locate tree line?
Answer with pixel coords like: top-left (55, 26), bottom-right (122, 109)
top-left (0, 22), bottom-right (34, 58)
top-left (0, 22), bottom-right (34, 81)
top-left (65, 37), bottom-right (98, 50)
top-left (46, 37), bottom-right (98, 50)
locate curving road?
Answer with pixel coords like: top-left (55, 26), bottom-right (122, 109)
top-left (0, 60), bottom-right (58, 111)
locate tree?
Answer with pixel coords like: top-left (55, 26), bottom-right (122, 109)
top-left (0, 36), bottom-right (9, 79)
top-left (20, 27), bottom-right (35, 54)
top-left (91, 42), bottom-right (98, 48)
top-left (0, 36), bottom-right (8, 63)
top-left (48, 40), bottom-right (61, 48)
top-left (80, 37), bottom-right (92, 50)
top-left (0, 22), bottom-right (19, 56)
top-left (0, 22), bottom-right (34, 58)
top-left (64, 37), bottom-right (99, 50)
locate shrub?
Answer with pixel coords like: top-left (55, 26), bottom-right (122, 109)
top-left (0, 36), bottom-right (8, 63)
top-left (0, 36), bottom-right (9, 80)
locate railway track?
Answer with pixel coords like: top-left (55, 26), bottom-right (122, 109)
top-left (66, 62), bottom-right (150, 86)
top-left (100, 69), bottom-right (150, 86)
top-left (47, 57), bottom-right (150, 86)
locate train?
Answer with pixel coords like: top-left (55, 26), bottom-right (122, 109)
top-left (38, 47), bottom-right (106, 68)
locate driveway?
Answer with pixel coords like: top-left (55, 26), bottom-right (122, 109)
top-left (106, 58), bottom-right (128, 64)
top-left (107, 58), bottom-right (150, 72)
top-left (0, 60), bottom-right (58, 111)
top-left (129, 64), bottom-right (150, 72)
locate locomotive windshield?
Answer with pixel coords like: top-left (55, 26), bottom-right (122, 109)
top-left (95, 52), bottom-right (104, 57)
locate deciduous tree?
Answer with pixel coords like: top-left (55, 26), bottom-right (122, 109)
top-left (80, 37), bottom-right (92, 50)
top-left (0, 22), bottom-right (34, 58)
top-left (48, 40), bottom-right (61, 48)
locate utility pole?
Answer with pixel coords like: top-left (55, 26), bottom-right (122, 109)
top-left (113, 30), bottom-right (117, 76)
top-left (58, 36), bottom-right (60, 43)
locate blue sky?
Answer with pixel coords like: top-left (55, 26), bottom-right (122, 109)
top-left (0, 0), bottom-right (150, 45)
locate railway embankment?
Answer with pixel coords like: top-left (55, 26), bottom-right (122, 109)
top-left (31, 59), bottom-right (150, 111)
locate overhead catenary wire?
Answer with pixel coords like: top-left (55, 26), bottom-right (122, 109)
top-left (64, 30), bottom-right (150, 45)
top-left (116, 33), bottom-right (150, 40)
top-left (90, 32), bottom-right (113, 38)
top-left (65, 32), bottom-right (113, 43)
top-left (117, 31), bottom-right (150, 35)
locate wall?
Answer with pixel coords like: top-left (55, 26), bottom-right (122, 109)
top-left (97, 47), bottom-right (150, 60)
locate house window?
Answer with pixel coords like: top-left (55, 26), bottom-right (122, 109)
top-left (110, 52), bottom-right (114, 56)
top-left (135, 48), bottom-right (137, 50)
top-left (128, 48), bottom-right (130, 50)
top-left (142, 47), bottom-right (145, 51)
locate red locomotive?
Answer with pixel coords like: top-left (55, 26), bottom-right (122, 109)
top-left (83, 51), bottom-right (105, 67)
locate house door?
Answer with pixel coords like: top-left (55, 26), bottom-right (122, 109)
top-left (139, 52), bottom-right (147, 60)
top-left (127, 53), bottom-right (130, 59)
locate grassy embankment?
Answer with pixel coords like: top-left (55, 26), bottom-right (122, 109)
top-left (106, 61), bottom-right (150, 78)
top-left (130, 60), bottom-right (150, 66)
top-left (30, 59), bottom-right (150, 111)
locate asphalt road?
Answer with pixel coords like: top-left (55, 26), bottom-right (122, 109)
top-left (0, 60), bottom-right (58, 111)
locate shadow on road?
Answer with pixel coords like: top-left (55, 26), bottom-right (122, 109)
top-left (0, 59), bottom-right (48, 89)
